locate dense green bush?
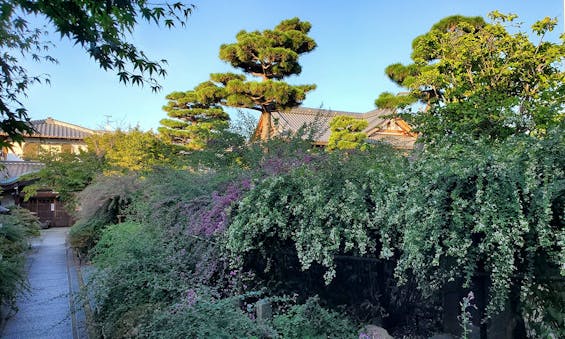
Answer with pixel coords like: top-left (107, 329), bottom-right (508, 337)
top-left (140, 295), bottom-right (269, 338)
top-left (273, 296), bottom-right (358, 338)
top-left (88, 222), bottom-right (184, 337)
top-left (396, 132), bottom-right (564, 319)
top-left (69, 204), bottom-right (115, 257)
top-left (69, 175), bottom-right (140, 256)
top-left (87, 166), bottom-right (247, 337)
top-left (226, 131), bottom-right (564, 333)
top-left (77, 127), bottom-right (563, 336)
top-left (0, 207), bottom-right (40, 315)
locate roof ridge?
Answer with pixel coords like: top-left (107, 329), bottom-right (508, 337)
top-left (33, 117), bottom-right (95, 134)
top-left (288, 107), bottom-right (362, 117)
top-left (359, 109), bottom-right (394, 118)
top-left (287, 107), bottom-right (393, 118)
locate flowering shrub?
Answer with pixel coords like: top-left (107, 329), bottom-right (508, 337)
top-left (396, 133), bottom-right (564, 319)
top-left (82, 128), bottom-right (564, 336)
top-left (228, 147), bottom-right (407, 283)
top-left (227, 131), bottom-right (564, 332)
top-left (192, 178), bottom-right (251, 236)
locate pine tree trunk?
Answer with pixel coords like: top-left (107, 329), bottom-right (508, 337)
top-left (260, 110), bottom-right (272, 140)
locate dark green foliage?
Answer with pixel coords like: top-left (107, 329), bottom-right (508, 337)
top-left (219, 17), bottom-right (316, 80)
top-left (68, 202), bottom-right (116, 257)
top-left (159, 88), bottom-right (231, 150)
top-left (140, 295), bottom-right (268, 338)
top-left (0, 0), bottom-right (192, 147)
top-left (273, 296), bottom-right (358, 338)
top-left (395, 130), bottom-right (564, 324)
top-left (223, 78), bottom-right (316, 115)
top-left (217, 17), bottom-right (317, 139)
top-left (521, 278), bottom-right (565, 338)
top-left (88, 222), bottom-right (179, 338)
top-left (0, 207), bottom-right (40, 315)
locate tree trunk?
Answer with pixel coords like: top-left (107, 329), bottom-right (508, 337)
top-left (260, 110), bottom-right (272, 140)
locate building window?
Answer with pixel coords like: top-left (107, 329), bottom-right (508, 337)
top-left (40, 144), bottom-right (62, 155)
top-left (23, 142), bottom-right (40, 160)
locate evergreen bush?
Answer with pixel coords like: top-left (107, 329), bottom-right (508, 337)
top-left (0, 207), bottom-right (40, 315)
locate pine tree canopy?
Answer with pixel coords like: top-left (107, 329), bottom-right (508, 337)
top-left (224, 79), bottom-right (316, 112)
top-left (327, 116), bottom-right (368, 151)
top-left (159, 87), bottom-right (230, 150)
top-left (219, 17), bottom-right (316, 80)
top-left (216, 17), bottom-right (317, 139)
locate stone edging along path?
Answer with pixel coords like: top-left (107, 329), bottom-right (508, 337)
top-left (1, 228), bottom-right (92, 339)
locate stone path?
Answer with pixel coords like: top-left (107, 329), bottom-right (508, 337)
top-left (1, 228), bottom-right (87, 339)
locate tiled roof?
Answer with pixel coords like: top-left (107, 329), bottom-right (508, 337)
top-left (28, 118), bottom-right (95, 139)
top-left (0, 161), bottom-right (44, 185)
top-left (0, 117), bottom-right (95, 140)
top-left (270, 107), bottom-right (417, 148)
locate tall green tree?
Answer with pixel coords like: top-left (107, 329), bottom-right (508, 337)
top-left (86, 128), bottom-right (177, 173)
top-left (21, 150), bottom-right (106, 210)
top-left (217, 17), bottom-right (317, 139)
top-left (158, 83), bottom-right (231, 150)
top-left (0, 1), bottom-right (192, 146)
top-left (327, 115), bottom-right (368, 151)
top-left (375, 12), bottom-right (565, 141)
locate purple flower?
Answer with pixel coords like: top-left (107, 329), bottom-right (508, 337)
top-left (190, 178), bottom-right (252, 236)
top-left (186, 289), bottom-right (198, 306)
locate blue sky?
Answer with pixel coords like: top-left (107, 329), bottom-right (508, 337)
top-left (20, 0), bottom-right (564, 130)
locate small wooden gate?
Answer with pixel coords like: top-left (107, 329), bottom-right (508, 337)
top-left (20, 191), bottom-right (74, 227)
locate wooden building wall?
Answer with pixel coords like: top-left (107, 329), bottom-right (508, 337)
top-left (20, 194), bottom-right (74, 227)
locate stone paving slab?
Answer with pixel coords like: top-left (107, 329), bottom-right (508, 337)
top-left (1, 228), bottom-right (79, 339)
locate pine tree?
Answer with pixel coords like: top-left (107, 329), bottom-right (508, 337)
top-left (327, 116), bottom-right (368, 151)
top-left (158, 81), bottom-right (230, 150)
top-left (217, 17), bottom-right (317, 139)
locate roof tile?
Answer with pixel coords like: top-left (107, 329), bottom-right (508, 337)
top-left (0, 117), bottom-right (95, 140)
top-left (270, 107), bottom-right (416, 148)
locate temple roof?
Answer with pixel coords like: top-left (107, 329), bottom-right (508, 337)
top-left (258, 107), bottom-right (417, 149)
top-left (0, 161), bottom-right (44, 186)
top-left (1, 117), bottom-right (96, 140)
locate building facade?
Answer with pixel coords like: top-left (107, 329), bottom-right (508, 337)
top-left (0, 118), bottom-right (96, 227)
top-left (254, 107), bottom-right (417, 150)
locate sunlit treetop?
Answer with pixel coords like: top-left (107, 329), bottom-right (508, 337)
top-left (219, 17), bottom-right (316, 80)
top-left (375, 12), bottom-right (565, 141)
